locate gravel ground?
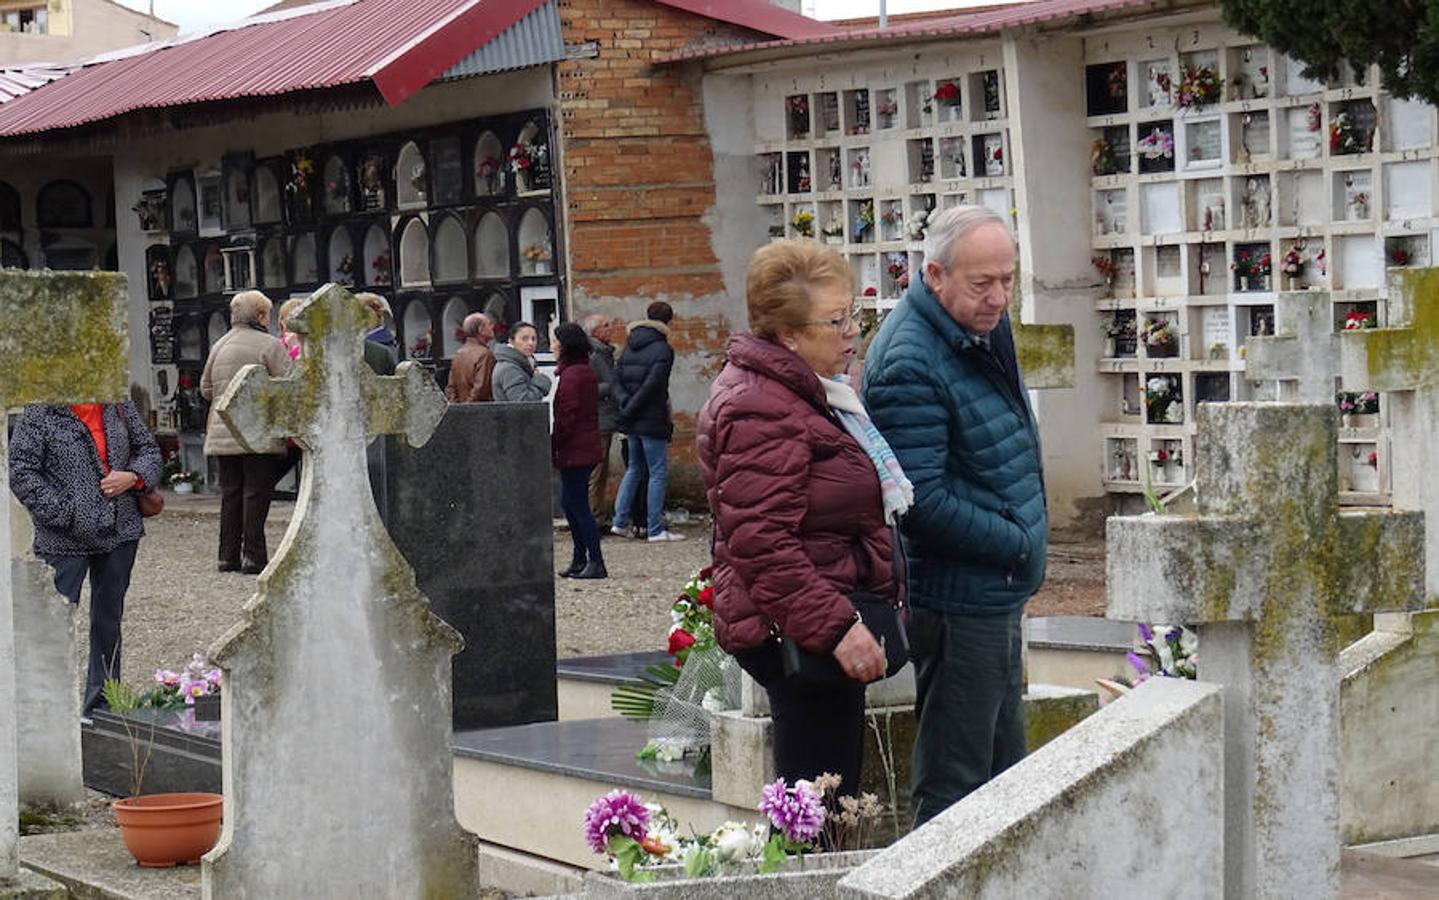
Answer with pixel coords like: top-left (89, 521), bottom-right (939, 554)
top-left (89, 493), bottom-right (1104, 683)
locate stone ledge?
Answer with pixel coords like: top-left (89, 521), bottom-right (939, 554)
top-left (20, 830), bottom-right (199, 899)
top-left (0, 868), bottom-right (66, 900)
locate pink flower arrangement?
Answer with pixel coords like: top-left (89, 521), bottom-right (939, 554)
top-left (583, 790), bottom-right (651, 854)
top-left (759, 778), bottom-right (826, 844)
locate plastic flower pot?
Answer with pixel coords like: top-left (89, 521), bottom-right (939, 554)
top-left (114, 792), bottom-right (223, 867)
top-left (174, 482), bottom-right (194, 494)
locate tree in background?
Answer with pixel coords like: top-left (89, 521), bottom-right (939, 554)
top-left (1221, 0), bottom-right (1439, 105)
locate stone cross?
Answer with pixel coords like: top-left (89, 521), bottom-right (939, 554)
top-left (0, 271), bottom-right (128, 888)
top-left (201, 284), bottom-right (478, 899)
top-left (1245, 291), bottom-right (1339, 403)
top-left (1339, 266), bottom-right (1439, 596)
top-left (1106, 403), bottom-right (1425, 899)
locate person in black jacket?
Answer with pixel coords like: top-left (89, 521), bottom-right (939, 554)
top-left (610, 301), bottom-right (685, 542)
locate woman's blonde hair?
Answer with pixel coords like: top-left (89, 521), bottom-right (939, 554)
top-left (277, 297), bottom-right (304, 332)
top-left (746, 239), bottom-right (854, 339)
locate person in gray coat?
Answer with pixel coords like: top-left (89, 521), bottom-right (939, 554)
top-left (9, 401), bottom-right (162, 717)
top-left (492, 321), bottom-right (552, 402)
top-left (582, 314), bottom-right (620, 522)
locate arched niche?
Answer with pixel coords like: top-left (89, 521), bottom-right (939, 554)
top-left (401, 299), bottom-right (433, 360)
top-left (511, 120), bottom-right (551, 192)
top-left (474, 212), bottom-right (509, 278)
top-left (480, 290), bottom-right (511, 330)
top-left (290, 233), bottom-right (318, 284)
top-left (0, 181), bottom-right (19, 232)
top-left (173, 245), bottom-right (198, 299)
top-left (176, 315), bottom-right (203, 362)
top-left (225, 169), bottom-right (251, 230)
top-left (207, 310), bottom-right (229, 346)
top-left (169, 178), bottom-right (196, 233)
top-left (440, 295), bottom-right (469, 359)
top-left (395, 141), bottom-right (427, 209)
top-left (146, 245), bottom-right (171, 299)
top-left (260, 236), bottom-right (286, 289)
top-left (397, 217), bottom-right (430, 288)
top-left (202, 244), bottom-right (225, 294)
top-left (2, 238), bottom-right (27, 269)
top-left (431, 214), bottom-right (467, 284)
top-left (474, 131), bottom-right (504, 196)
top-left (363, 223), bottom-right (390, 286)
top-left (327, 226), bottom-right (355, 285)
top-left (516, 207), bottom-right (553, 276)
top-left (323, 155), bottom-right (351, 216)
top-left (37, 179), bottom-right (92, 228)
top-left (251, 166), bottom-right (282, 224)
top-left (42, 237), bottom-right (97, 271)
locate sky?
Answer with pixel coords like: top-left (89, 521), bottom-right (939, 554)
top-left (115, 0), bottom-right (1009, 35)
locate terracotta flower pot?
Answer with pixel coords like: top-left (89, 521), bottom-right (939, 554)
top-left (114, 792), bottom-right (223, 867)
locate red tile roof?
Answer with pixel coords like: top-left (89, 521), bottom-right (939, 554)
top-left (650, 0), bottom-right (841, 40)
top-left (659, 0), bottom-right (1175, 64)
top-left (0, 0), bottom-right (548, 138)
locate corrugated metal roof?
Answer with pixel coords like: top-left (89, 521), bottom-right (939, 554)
top-left (650, 0), bottom-right (841, 40)
top-left (0, 65), bottom-right (72, 104)
top-left (0, 0), bottom-right (551, 138)
top-left (659, 0), bottom-right (1181, 64)
top-left (442, 0), bottom-right (564, 80)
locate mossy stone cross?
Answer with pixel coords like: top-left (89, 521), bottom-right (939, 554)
top-left (1106, 403), bottom-right (1425, 899)
top-left (0, 271), bottom-right (128, 881)
top-left (1245, 291), bottom-right (1340, 403)
top-left (203, 284), bottom-right (478, 898)
top-left (1340, 266), bottom-right (1439, 596)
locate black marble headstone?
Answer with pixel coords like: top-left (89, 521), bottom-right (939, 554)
top-left (379, 402), bottom-right (558, 730)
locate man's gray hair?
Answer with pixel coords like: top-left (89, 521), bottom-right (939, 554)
top-left (579, 313), bottom-right (607, 336)
top-left (230, 290), bottom-right (273, 325)
top-left (923, 204), bottom-right (1013, 272)
top-left (461, 311), bottom-right (489, 337)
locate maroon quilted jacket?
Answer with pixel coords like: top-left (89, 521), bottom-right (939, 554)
top-left (698, 333), bottom-right (895, 655)
top-left (552, 357), bottom-right (602, 469)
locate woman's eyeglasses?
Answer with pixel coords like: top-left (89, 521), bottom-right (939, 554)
top-left (806, 308), bottom-right (863, 332)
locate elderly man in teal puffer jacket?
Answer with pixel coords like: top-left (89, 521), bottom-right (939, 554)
top-left (862, 204), bottom-right (1047, 827)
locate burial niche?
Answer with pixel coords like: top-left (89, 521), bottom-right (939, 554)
top-left (474, 212), bottom-right (509, 278)
top-left (260, 236), bottom-right (286, 289)
top-left (441, 295), bottom-right (469, 358)
top-left (323, 155), bottom-right (351, 216)
top-left (398, 217), bottom-right (430, 287)
top-left (516, 208), bottom-right (553, 276)
top-left (474, 131), bottom-right (504, 196)
top-left (396, 141), bottom-right (427, 209)
top-left (37, 179), bottom-right (92, 228)
top-left (251, 165), bottom-right (282, 225)
top-left (431, 214), bottom-right (467, 284)
top-left (327, 226), bottom-right (355, 286)
top-left (169, 175), bottom-right (196, 234)
top-left (402, 298), bottom-right (433, 360)
top-left (173, 245), bottom-right (198, 299)
top-left (289, 233), bottom-right (318, 284)
top-left (363, 223), bottom-right (390, 286)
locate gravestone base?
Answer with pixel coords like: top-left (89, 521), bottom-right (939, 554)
top-left (20, 830), bottom-right (198, 899)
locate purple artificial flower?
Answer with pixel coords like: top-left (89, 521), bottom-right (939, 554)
top-left (759, 778), bottom-right (825, 844)
top-left (582, 790), bottom-right (650, 855)
top-left (1126, 651), bottom-right (1151, 679)
top-left (1165, 627), bottom-right (1181, 644)
top-left (1137, 622), bottom-right (1154, 643)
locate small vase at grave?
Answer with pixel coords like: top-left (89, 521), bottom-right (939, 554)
top-left (1239, 275), bottom-right (1249, 292)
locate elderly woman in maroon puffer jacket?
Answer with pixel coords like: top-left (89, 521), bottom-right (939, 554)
top-left (553, 322), bottom-right (607, 579)
top-left (698, 240), bottom-right (910, 798)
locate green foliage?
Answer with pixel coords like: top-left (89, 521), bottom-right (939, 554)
top-left (608, 835), bottom-right (656, 883)
top-left (101, 678), bottom-right (141, 714)
top-left (610, 662), bottom-right (680, 719)
top-left (1220, 0), bottom-right (1439, 105)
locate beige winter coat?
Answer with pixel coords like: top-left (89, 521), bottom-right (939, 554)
top-left (200, 324), bottom-right (293, 455)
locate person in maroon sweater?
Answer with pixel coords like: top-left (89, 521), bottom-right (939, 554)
top-left (698, 240), bottom-right (898, 798)
top-left (552, 322), bottom-right (607, 580)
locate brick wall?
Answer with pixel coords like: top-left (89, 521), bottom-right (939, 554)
top-left (557, 0), bottom-right (762, 505)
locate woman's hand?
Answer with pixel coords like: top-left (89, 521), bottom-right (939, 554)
top-left (99, 470), bottom-right (139, 498)
top-left (833, 620), bottom-right (886, 683)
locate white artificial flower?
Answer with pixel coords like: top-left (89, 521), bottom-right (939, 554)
top-left (653, 739), bottom-right (684, 762)
top-left (711, 822), bottom-right (756, 862)
top-left (701, 687), bottom-right (727, 713)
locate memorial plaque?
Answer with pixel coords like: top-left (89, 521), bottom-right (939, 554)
top-left (149, 305), bottom-right (175, 364)
top-left (431, 137), bottom-right (464, 207)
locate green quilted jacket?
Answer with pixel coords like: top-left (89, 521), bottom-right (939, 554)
top-left (861, 277), bottom-right (1047, 615)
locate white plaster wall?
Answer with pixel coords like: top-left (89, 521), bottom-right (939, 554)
top-left (1006, 31), bottom-right (1109, 529)
top-left (110, 70), bottom-right (556, 407)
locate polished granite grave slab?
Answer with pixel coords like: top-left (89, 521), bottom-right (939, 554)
top-left (81, 710), bottom-right (220, 797)
top-left (454, 717), bottom-right (710, 799)
top-left (557, 652), bottom-right (670, 685)
top-left (1025, 615), bottom-right (1137, 652)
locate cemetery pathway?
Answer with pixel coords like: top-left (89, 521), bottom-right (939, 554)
top-left (90, 497), bottom-right (1105, 685)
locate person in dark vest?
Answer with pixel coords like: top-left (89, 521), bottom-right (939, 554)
top-left (581, 313), bottom-right (620, 525)
top-left (862, 205), bottom-right (1048, 826)
top-left (611, 301), bottom-right (684, 542)
top-left (552, 322), bottom-right (606, 579)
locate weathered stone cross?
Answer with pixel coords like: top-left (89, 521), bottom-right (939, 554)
top-left (1339, 267), bottom-right (1439, 597)
top-left (1106, 403), bottom-right (1425, 899)
top-left (0, 271), bottom-right (128, 892)
top-left (202, 284), bottom-right (479, 898)
top-left (1245, 291), bottom-right (1339, 403)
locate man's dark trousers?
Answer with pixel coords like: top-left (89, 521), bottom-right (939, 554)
top-left (42, 540), bottom-right (140, 716)
top-left (909, 606), bottom-right (1026, 826)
